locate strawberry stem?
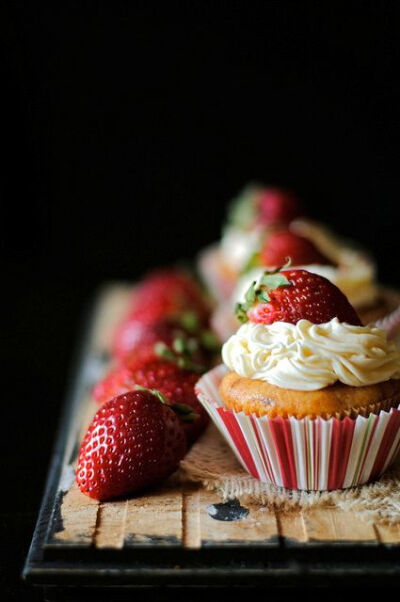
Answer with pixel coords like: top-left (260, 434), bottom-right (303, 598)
top-left (235, 266), bottom-right (292, 323)
top-left (154, 336), bottom-right (206, 373)
top-left (135, 385), bottom-right (199, 422)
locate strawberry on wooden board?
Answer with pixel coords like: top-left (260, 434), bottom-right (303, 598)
top-left (92, 365), bottom-right (135, 405)
top-left (260, 230), bottom-right (331, 267)
top-left (113, 318), bottom-right (178, 360)
top-left (123, 268), bottom-right (211, 326)
top-left (236, 268), bottom-right (362, 326)
top-left (76, 390), bottom-right (188, 501)
top-left (112, 314), bottom-right (219, 369)
top-left (93, 359), bottom-right (209, 445)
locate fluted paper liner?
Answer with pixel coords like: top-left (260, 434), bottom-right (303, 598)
top-left (195, 365), bottom-right (400, 491)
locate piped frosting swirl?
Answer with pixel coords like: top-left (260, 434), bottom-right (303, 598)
top-left (222, 318), bottom-right (400, 391)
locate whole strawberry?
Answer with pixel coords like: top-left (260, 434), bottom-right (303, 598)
top-left (260, 230), bottom-right (331, 267)
top-left (93, 359), bottom-right (209, 445)
top-left (76, 390), bottom-right (187, 501)
top-left (257, 188), bottom-right (303, 226)
top-left (92, 365), bottom-right (136, 406)
top-left (227, 185), bottom-right (303, 230)
top-left (236, 268), bottom-right (362, 326)
top-left (124, 269), bottom-right (210, 326)
top-left (113, 318), bottom-right (177, 360)
top-left (112, 315), bottom-right (217, 369)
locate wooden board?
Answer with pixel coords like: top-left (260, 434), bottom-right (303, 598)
top-left (23, 284), bottom-right (400, 598)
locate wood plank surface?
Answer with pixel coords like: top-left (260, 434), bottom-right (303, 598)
top-left (47, 284), bottom-right (400, 551)
top-left (302, 507), bottom-right (377, 544)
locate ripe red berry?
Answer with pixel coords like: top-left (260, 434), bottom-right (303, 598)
top-left (257, 189), bottom-right (303, 226)
top-left (124, 269), bottom-right (210, 326)
top-left (237, 269), bottom-right (362, 326)
top-left (113, 319), bottom-right (177, 360)
top-left (260, 230), bottom-right (331, 267)
top-left (76, 391), bottom-right (187, 501)
top-left (93, 359), bottom-right (209, 445)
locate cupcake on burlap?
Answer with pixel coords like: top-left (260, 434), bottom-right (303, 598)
top-left (196, 267), bottom-right (400, 491)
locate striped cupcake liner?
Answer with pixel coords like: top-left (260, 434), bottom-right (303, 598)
top-left (195, 365), bottom-right (400, 491)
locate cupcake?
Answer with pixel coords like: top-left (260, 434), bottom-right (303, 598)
top-left (199, 183), bottom-right (383, 339)
top-left (198, 184), bottom-right (304, 302)
top-left (196, 268), bottom-right (400, 490)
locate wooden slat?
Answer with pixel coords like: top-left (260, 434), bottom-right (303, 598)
top-left (123, 477), bottom-right (183, 546)
top-left (375, 523), bottom-right (400, 545)
top-left (303, 507), bottom-right (378, 543)
top-left (197, 489), bottom-right (280, 545)
top-left (182, 483), bottom-right (201, 549)
top-left (78, 396), bottom-right (98, 441)
top-left (95, 500), bottom-right (128, 549)
top-left (51, 482), bottom-right (100, 546)
top-left (276, 511), bottom-right (308, 544)
top-left (91, 286), bottom-right (131, 354)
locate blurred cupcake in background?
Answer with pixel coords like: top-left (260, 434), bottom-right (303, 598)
top-left (198, 184), bottom-right (304, 301)
top-left (199, 183), bottom-right (389, 341)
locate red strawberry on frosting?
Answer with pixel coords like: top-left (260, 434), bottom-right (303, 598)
top-left (236, 268), bottom-right (362, 326)
top-left (257, 188), bottom-right (303, 226)
top-left (227, 185), bottom-right (303, 230)
top-left (260, 230), bottom-right (331, 267)
top-left (93, 359), bottom-right (209, 444)
top-left (76, 390), bottom-right (188, 501)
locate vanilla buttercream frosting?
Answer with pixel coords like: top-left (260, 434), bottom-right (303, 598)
top-left (222, 318), bottom-right (400, 391)
top-left (220, 225), bottom-right (263, 272)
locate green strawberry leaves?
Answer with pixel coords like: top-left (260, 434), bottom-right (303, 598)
top-left (235, 267), bottom-right (292, 323)
top-left (259, 272), bottom-right (290, 290)
top-left (155, 339), bottom-right (205, 373)
top-left (179, 310), bottom-right (200, 333)
top-left (135, 385), bottom-right (199, 423)
top-left (154, 310), bottom-right (221, 370)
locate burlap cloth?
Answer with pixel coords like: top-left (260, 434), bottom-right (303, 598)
top-left (181, 424), bottom-right (400, 525)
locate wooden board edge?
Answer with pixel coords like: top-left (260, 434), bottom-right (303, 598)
top-left (22, 284), bottom-right (121, 581)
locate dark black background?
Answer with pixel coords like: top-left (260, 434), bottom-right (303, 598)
top-left (2, 1), bottom-right (400, 599)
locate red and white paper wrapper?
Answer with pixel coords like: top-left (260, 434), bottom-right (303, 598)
top-left (195, 365), bottom-right (400, 491)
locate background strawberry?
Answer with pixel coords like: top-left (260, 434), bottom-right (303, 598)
top-left (113, 318), bottom-right (178, 360)
top-left (76, 390), bottom-right (187, 501)
top-left (93, 359), bottom-right (209, 444)
top-left (257, 188), bottom-right (303, 226)
top-left (236, 268), bottom-right (362, 326)
top-left (123, 268), bottom-right (210, 325)
top-left (113, 315), bottom-right (218, 369)
top-left (227, 185), bottom-right (303, 230)
top-left (260, 230), bottom-right (331, 267)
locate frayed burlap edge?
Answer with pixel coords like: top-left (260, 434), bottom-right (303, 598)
top-left (180, 424), bottom-right (400, 526)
